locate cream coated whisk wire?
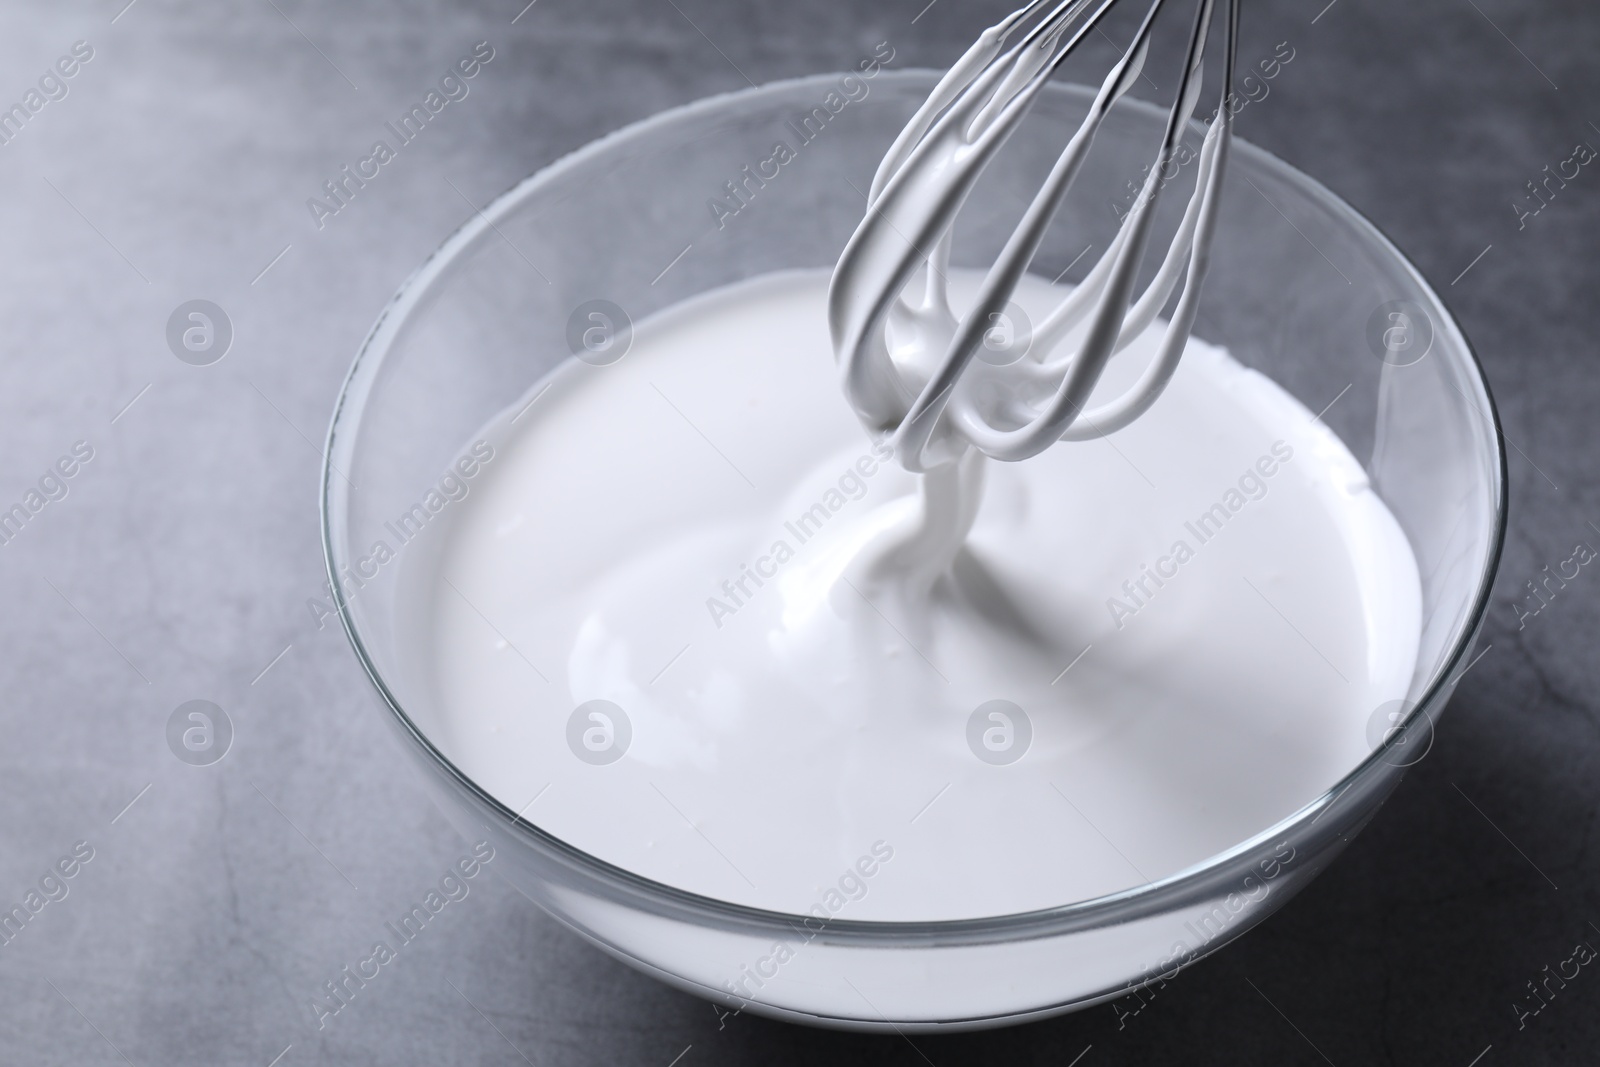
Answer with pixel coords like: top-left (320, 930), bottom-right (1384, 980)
top-left (829, 0), bottom-right (1240, 472)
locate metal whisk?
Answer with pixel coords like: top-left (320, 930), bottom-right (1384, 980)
top-left (829, 0), bottom-right (1240, 472)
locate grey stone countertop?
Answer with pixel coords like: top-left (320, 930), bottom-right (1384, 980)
top-left (0, 0), bottom-right (1594, 1063)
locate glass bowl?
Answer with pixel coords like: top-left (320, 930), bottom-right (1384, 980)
top-left (322, 71), bottom-right (1505, 1031)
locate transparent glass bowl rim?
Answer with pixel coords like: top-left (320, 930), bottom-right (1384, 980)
top-left (321, 69), bottom-right (1509, 945)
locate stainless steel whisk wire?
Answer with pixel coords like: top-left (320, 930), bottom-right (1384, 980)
top-left (829, 0), bottom-right (1241, 472)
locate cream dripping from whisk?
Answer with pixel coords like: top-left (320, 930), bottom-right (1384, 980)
top-left (827, 0), bottom-right (1235, 603)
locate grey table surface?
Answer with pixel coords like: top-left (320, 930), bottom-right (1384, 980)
top-left (0, 0), bottom-right (1594, 1063)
